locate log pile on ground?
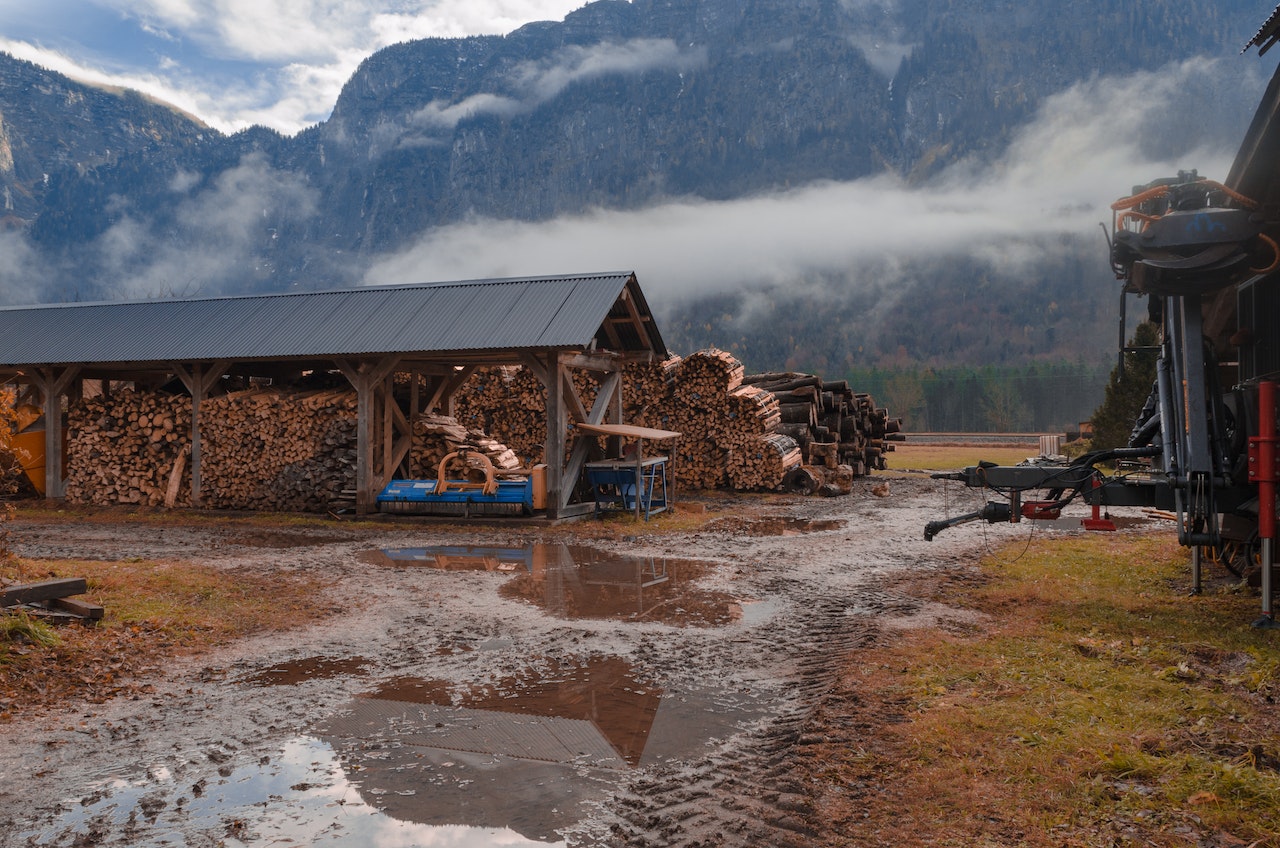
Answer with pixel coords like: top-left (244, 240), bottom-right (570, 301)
top-left (66, 388), bottom-right (528, 512)
top-left (453, 367), bottom-right (548, 466)
top-left (741, 372), bottom-right (903, 475)
top-left (61, 352), bottom-right (900, 509)
top-left (65, 389), bottom-right (193, 507)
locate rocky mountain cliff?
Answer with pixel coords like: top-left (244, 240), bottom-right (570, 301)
top-left (0, 0), bottom-right (1273, 376)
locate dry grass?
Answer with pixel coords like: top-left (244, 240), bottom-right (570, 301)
top-left (0, 555), bottom-right (341, 721)
top-left (810, 532), bottom-right (1280, 846)
top-left (887, 443), bottom-right (1037, 473)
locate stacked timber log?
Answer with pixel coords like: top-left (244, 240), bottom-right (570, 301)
top-left (449, 349), bottom-right (900, 493)
top-left (65, 389), bottom-right (193, 507)
top-left (741, 372), bottom-right (902, 474)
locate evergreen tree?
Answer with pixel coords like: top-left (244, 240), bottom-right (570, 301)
top-left (1089, 321), bottom-right (1160, 449)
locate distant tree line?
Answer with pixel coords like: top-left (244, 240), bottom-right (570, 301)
top-left (842, 361), bottom-right (1113, 434)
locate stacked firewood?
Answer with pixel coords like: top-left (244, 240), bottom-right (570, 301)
top-left (453, 367), bottom-right (548, 465)
top-left (199, 389), bottom-right (357, 511)
top-left (450, 349), bottom-right (901, 492)
top-left (65, 389), bottom-right (193, 506)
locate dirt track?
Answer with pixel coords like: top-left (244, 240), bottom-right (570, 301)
top-left (0, 476), bottom-right (1066, 847)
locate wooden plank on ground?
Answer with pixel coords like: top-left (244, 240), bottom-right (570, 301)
top-left (1, 578), bottom-right (89, 608)
top-left (49, 596), bottom-right (104, 620)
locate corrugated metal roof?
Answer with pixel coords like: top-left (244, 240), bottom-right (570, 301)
top-left (0, 272), bottom-right (665, 366)
top-left (1245, 4), bottom-right (1280, 54)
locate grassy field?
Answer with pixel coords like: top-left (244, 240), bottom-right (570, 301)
top-left (823, 532), bottom-right (1280, 846)
top-left (885, 442), bottom-right (1037, 473)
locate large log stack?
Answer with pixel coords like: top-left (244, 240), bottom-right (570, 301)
top-left (448, 349), bottom-right (898, 492)
top-left (741, 372), bottom-right (902, 474)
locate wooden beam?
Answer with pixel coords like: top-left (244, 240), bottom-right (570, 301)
top-left (336, 355), bottom-right (401, 513)
top-left (33, 365), bottom-right (81, 500)
top-left (544, 350), bottom-right (566, 518)
top-left (560, 364), bottom-right (590, 425)
top-left (1, 578), bottom-right (88, 608)
top-left (561, 352), bottom-right (621, 373)
top-left (427, 365), bottom-right (476, 415)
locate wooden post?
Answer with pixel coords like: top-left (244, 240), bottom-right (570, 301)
top-left (170, 361), bottom-right (230, 507)
top-left (544, 350), bottom-right (566, 519)
top-left (33, 365), bottom-right (81, 500)
top-left (337, 355), bottom-right (400, 514)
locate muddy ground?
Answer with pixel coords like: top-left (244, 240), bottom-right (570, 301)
top-left (0, 477), bottom-right (1116, 847)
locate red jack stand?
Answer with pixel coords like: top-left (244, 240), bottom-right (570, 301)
top-left (1081, 476), bottom-right (1116, 532)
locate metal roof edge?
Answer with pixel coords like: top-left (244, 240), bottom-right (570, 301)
top-left (0, 271), bottom-right (640, 313)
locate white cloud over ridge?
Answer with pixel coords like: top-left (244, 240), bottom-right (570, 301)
top-left (412, 39), bottom-right (707, 131)
top-left (363, 58), bottom-right (1259, 313)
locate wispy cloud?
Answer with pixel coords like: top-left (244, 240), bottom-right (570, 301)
top-left (412, 39), bottom-right (708, 131)
top-left (73, 153), bottom-right (319, 300)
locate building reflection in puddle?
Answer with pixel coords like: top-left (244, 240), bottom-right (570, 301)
top-left (366, 542), bottom-right (740, 627)
top-left (321, 654), bottom-right (762, 844)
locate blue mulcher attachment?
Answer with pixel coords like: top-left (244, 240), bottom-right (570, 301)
top-left (376, 449), bottom-right (546, 517)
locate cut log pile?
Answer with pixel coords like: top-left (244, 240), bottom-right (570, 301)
top-left (200, 389), bottom-right (357, 511)
top-left (453, 367), bottom-right (549, 467)
top-left (65, 389), bottom-right (193, 507)
top-left (410, 413), bottom-right (523, 477)
top-left (65, 388), bottom-right (528, 512)
top-left (741, 372), bottom-right (903, 476)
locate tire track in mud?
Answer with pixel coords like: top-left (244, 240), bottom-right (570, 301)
top-left (575, 573), bottom-right (924, 848)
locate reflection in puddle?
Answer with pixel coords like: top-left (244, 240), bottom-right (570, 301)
top-left (321, 656), bottom-right (763, 843)
top-left (362, 656), bottom-right (661, 768)
top-left (359, 545), bottom-right (534, 571)
top-left (244, 656), bottom-right (369, 686)
top-left (26, 657), bottom-right (765, 846)
top-left (21, 736), bottom-right (556, 847)
top-left (499, 545), bottom-right (739, 627)
top-left (364, 543), bottom-right (741, 627)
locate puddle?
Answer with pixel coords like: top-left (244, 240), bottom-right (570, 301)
top-left (321, 655), bottom-right (765, 842)
top-left (21, 736), bottom-right (558, 847)
top-left (29, 659), bottom-right (765, 846)
top-left (363, 543), bottom-right (742, 627)
top-left (244, 656), bottom-right (370, 686)
top-left (497, 545), bottom-right (739, 627)
top-left (360, 656), bottom-right (662, 768)
top-left (708, 516), bottom-right (844, 536)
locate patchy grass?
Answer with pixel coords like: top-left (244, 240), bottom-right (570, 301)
top-left (814, 532), bottom-right (1280, 846)
top-left (887, 443), bottom-right (1037, 473)
top-left (0, 556), bottom-right (341, 721)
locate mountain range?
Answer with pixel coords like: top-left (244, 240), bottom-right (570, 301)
top-left (0, 0), bottom-right (1275, 397)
